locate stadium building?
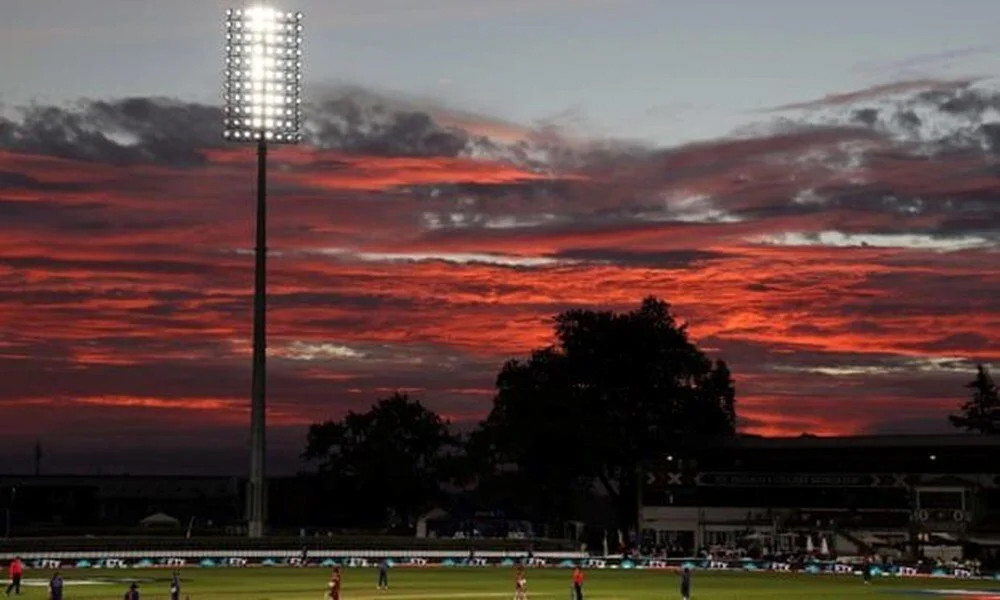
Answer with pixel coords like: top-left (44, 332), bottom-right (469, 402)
top-left (0, 475), bottom-right (242, 532)
top-left (641, 434), bottom-right (1000, 562)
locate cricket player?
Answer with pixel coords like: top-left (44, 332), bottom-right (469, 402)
top-left (49, 572), bottom-right (64, 600)
top-left (170, 571), bottom-right (181, 600)
top-left (680, 567), bottom-right (691, 600)
top-left (123, 582), bottom-right (140, 600)
top-left (514, 566), bottom-right (527, 600)
top-left (327, 567), bottom-right (342, 600)
top-left (377, 559), bottom-right (389, 590)
top-left (4, 556), bottom-right (23, 596)
top-left (571, 567), bottom-right (584, 600)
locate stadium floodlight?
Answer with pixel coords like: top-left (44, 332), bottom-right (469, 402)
top-left (224, 7), bottom-right (303, 143)
top-left (223, 5), bottom-right (303, 539)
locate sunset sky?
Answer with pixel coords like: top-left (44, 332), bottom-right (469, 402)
top-left (0, 0), bottom-right (998, 474)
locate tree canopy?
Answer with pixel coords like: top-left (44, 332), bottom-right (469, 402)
top-left (303, 392), bottom-right (456, 529)
top-left (473, 296), bottom-right (736, 533)
top-left (949, 364), bottom-right (1000, 434)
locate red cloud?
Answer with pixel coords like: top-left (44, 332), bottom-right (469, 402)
top-left (2, 88), bottom-right (999, 472)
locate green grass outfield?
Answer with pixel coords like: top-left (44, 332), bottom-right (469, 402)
top-left (13, 568), bottom-right (1000, 600)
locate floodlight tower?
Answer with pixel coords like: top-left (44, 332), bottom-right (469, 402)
top-left (223, 6), bottom-right (303, 538)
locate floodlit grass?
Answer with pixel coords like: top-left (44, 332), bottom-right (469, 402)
top-left (14, 567), bottom-right (1000, 600)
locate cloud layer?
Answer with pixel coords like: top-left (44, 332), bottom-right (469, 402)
top-left (1, 81), bottom-right (998, 474)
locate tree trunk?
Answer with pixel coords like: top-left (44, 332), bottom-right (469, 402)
top-left (614, 466), bottom-right (639, 549)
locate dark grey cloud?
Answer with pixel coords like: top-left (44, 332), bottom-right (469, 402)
top-left (729, 175), bottom-right (1000, 239)
top-left (406, 179), bottom-right (572, 200)
top-left (0, 254), bottom-right (223, 277)
top-left (0, 200), bottom-right (101, 228)
top-left (978, 123), bottom-right (1000, 152)
top-left (860, 271), bottom-right (998, 306)
top-left (0, 90), bottom-right (525, 167)
top-left (843, 320), bottom-right (888, 334)
top-left (896, 110), bottom-right (922, 129)
top-left (912, 332), bottom-right (994, 353)
top-left (0, 199), bottom-right (202, 237)
top-left (701, 337), bottom-right (984, 376)
top-left (787, 82), bottom-right (1000, 155)
top-left (0, 171), bottom-right (90, 192)
top-left (938, 89), bottom-right (998, 116)
top-left (852, 108), bottom-right (879, 127)
top-left (309, 96), bottom-right (472, 157)
top-left (551, 248), bottom-right (733, 269)
top-left (0, 98), bottom-right (222, 167)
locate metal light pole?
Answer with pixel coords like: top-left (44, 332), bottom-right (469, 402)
top-left (223, 6), bottom-right (303, 538)
top-left (4, 487), bottom-right (15, 538)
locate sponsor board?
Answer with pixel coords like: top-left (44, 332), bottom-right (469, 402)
top-left (7, 554), bottom-right (989, 582)
top-left (33, 559), bottom-right (61, 569)
top-left (343, 557), bottom-right (370, 568)
top-left (222, 558), bottom-right (248, 567)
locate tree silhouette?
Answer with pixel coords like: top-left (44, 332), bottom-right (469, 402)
top-left (469, 348), bottom-right (595, 534)
top-left (473, 297), bottom-right (736, 535)
top-left (303, 392), bottom-right (456, 529)
top-left (949, 365), bottom-right (1000, 434)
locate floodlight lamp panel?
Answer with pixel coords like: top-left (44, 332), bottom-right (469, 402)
top-left (224, 6), bottom-right (303, 143)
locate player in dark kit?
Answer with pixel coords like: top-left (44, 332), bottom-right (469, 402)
top-left (863, 558), bottom-right (872, 584)
top-left (169, 571), bottom-right (181, 600)
top-left (680, 567), bottom-right (691, 600)
top-left (5, 556), bottom-right (23, 596)
top-left (377, 558), bottom-right (389, 590)
top-left (48, 572), bottom-right (64, 600)
top-left (123, 582), bottom-right (140, 600)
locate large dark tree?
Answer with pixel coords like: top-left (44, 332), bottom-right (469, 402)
top-left (303, 392), bottom-right (455, 529)
top-left (949, 365), bottom-right (1000, 434)
top-left (473, 297), bottom-right (736, 535)
top-left (468, 348), bottom-right (595, 534)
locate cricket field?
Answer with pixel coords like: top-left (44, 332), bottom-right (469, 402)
top-left (14, 567), bottom-right (1000, 600)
